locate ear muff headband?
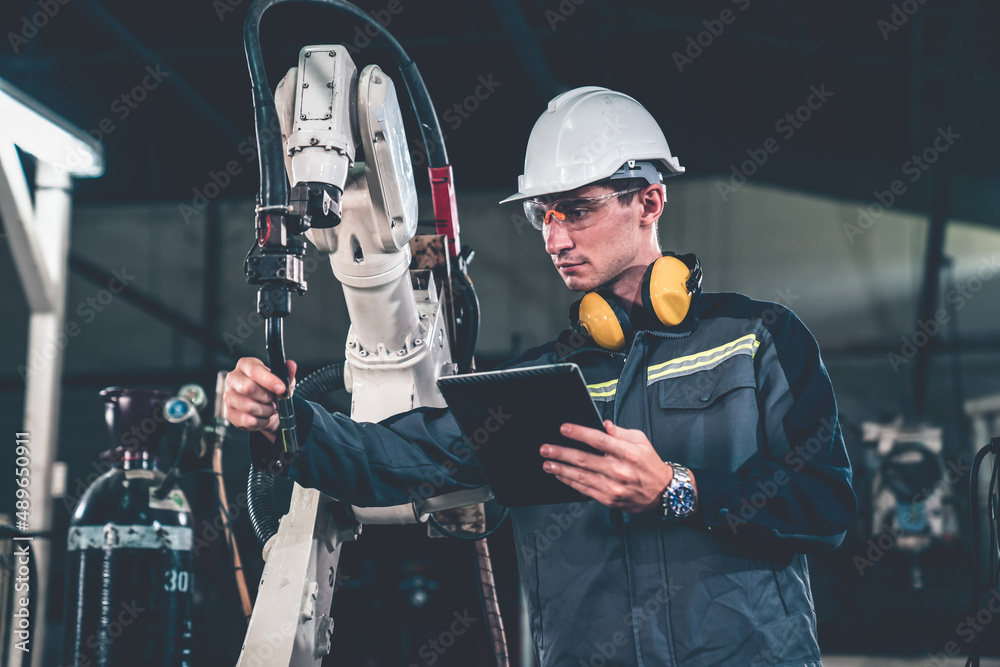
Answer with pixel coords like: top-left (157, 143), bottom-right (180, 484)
top-left (575, 290), bottom-right (633, 352)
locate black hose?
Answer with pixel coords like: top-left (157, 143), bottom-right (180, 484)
top-left (246, 362), bottom-right (346, 548)
top-left (966, 437), bottom-right (999, 667)
top-left (247, 319), bottom-right (294, 549)
top-left (243, 0), bottom-right (449, 213)
top-left (266, 316), bottom-right (300, 456)
top-left (265, 318), bottom-right (288, 390)
top-left (154, 416), bottom-right (202, 501)
top-left (247, 466), bottom-right (279, 548)
top-left (295, 362), bottom-right (347, 403)
top-left (453, 269), bottom-right (481, 373)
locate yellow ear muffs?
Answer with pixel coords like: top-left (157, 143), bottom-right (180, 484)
top-left (641, 254), bottom-right (702, 327)
top-left (568, 254), bottom-right (702, 351)
top-left (572, 290), bottom-right (633, 352)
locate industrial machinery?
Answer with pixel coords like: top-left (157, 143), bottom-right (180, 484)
top-left (861, 420), bottom-right (959, 591)
top-left (237, 2), bottom-right (502, 665)
top-left (62, 388), bottom-right (194, 667)
top-left (62, 377), bottom-right (251, 667)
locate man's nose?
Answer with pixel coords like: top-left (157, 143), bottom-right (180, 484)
top-left (543, 221), bottom-right (573, 254)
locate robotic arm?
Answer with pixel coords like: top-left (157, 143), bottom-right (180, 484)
top-left (237, 4), bottom-right (499, 665)
top-left (272, 43), bottom-right (483, 520)
top-left (241, 0), bottom-right (465, 459)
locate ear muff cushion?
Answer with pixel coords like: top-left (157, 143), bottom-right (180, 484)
top-left (577, 290), bottom-right (632, 351)
top-left (642, 255), bottom-right (693, 327)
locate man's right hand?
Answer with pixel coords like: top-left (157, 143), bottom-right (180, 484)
top-left (224, 357), bottom-right (297, 444)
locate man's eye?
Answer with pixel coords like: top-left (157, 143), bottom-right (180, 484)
top-left (566, 208), bottom-right (590, 220)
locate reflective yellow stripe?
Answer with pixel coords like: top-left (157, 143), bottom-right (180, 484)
top-left (648, 334), bottom-right (758, 373)
top-left (648, 342), bottom-right (757, 382)
top-left (588, 379), bottom-right (617, 398)
top-left (647, 335), bottom-right (760, 383)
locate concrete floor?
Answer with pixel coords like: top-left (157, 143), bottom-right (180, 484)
top-left (824, 656), bottom-right (1000, 666)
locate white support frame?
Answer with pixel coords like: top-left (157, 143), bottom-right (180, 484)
top-left (0, 76), bottom-right (103, 667)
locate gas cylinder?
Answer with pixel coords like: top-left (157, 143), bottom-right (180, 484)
top-left (62, 388), bottom-right (193, 667)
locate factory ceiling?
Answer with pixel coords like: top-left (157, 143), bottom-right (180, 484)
top-left (0, 0), bottom-right (997, 227)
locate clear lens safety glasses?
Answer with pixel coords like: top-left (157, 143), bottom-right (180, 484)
top-left (523, 187), bottom-right (645, 231)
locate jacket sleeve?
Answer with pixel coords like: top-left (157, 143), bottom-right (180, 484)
top-left (248, 344), bottom-right (563, 507)
top-left (258, 396), bottom-right (487, 507)
top-left (686, 305), bottom-right (858, 553)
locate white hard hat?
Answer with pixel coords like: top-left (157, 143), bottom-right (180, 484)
top-left (500, 86), bottom-right (685, 204)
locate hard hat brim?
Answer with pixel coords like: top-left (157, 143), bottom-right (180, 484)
top-left (499, 160), bottom-right (685, 205)
top-left (499, 189), bottom-right (545, 205)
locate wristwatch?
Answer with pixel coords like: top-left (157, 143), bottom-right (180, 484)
top-left (661, 462), bottom-right (697, 519)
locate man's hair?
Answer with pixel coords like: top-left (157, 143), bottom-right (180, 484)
top-left (603, 177), bottom-right (651, 206)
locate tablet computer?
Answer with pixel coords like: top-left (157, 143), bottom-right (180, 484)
top-left (437, 363), bottom-right (605, 507)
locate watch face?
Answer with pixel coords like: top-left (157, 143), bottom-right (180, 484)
top-left (668, 484), bottom-right (697, 516)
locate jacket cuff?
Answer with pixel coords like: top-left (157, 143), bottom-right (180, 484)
top-left (247, 395), bottom-right (316, 476)
top-left (686, 466), bottom-right (740, 530)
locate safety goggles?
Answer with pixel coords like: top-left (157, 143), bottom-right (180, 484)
top-left (523, 187), bottom-right (645, 231)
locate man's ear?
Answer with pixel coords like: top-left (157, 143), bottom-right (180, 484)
top-left (638, 184), bottom-right (665, 228)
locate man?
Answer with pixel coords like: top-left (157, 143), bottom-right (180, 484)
top-left (226, 86), bottom-right (857, 666)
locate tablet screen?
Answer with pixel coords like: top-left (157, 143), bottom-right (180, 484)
top-left (437, 363), bottom-right (605, 506)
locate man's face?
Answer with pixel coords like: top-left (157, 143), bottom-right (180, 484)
top-left (539, 184), bottom-right (645, 292)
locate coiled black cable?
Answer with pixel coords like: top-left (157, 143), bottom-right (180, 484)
top-left (246, 362), bottom-right (346, 547)
top-left (966, 437), bottom-right (1000, 667)
top-left (294, 363), bottom-right (349, 404)
top-left (247, 465), bottom-right (279, 548)
top-left (453, 269), bottom-right (481, 374)
top-left (243, 0), bottom-right (449, 216)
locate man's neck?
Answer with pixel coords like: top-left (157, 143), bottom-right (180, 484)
top-left (605, 250), bottom-right (664, 316)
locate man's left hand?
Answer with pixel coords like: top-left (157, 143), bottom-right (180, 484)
top-left (541, 420), bottom-right (686, 513)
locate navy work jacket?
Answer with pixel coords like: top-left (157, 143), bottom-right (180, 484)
top-left (263, 292), bottom-right (857, 666)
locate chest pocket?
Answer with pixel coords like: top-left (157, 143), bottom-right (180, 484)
top-left (650, 353), bottom-right (760, 470)
top-left (655, 354), bottom-right (756, 408)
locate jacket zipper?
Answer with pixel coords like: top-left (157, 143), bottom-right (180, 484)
top-left (560, 328), bottom-right (693, 363)
top-left (560, 346), bottom-right (627, 362)
top-left (643, 328), bottom-right (693, 341)
top-left (560, 326), bottom-right (694, 665)
top-left (611, 328), bottom-right (691, 667)
top-left (616, 331), bottom-right (653, 666)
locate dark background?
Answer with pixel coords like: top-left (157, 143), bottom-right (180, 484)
top-left (0, 0), bottom-right (996, 221)
top-left (2, 0), bottom-right (1000, 665)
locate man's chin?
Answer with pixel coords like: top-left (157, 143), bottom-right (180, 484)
top-left (561, 275), bottom-right (601, 292)
top-left (555, 262), bottom-right (603, 291)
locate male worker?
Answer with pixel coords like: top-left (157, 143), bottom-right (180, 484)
top-left (226, 86), bottom-right (857, 666)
